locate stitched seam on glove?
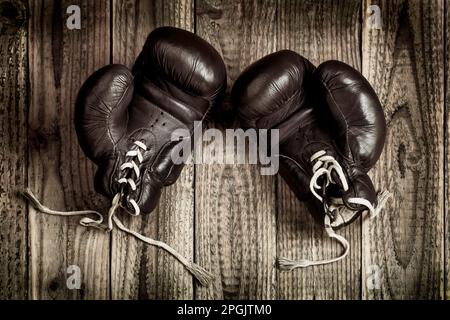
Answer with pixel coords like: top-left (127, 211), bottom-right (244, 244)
top-left (105, 74), bottom-right (135, 147)
top-left (316, 78), bottom-right (356, 165)
top-left (254, 89), bottom-right (304, 129)
top-left (142, 60), bottom-right (221, 103)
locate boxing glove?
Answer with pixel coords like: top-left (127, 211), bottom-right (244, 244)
top-left (232, 50), bottom-right (390, 267)
top-left (23, 27), bottom-right (226, 286)
top-left (76, 27), bottom-right (226, 216)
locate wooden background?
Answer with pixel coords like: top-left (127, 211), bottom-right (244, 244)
top-left (0, 0), bottom-right (447, 299)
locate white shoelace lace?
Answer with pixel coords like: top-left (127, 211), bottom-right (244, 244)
top-left (278, 150), bottom-right (392, 269)
top-left (22, 140), bottom-right (213, 287)
top-left (117, 140), bottom-right (147, 215)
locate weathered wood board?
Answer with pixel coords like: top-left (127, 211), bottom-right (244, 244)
top-left (0, 0), bottom-right (28, 299)
top-left (194, 0), bottom-right (278, 300)
top-left (27, 0), bottom-right (111, 299)
top-left (110, 0), bottom-right (196, 300)
top-left (362, 0), bottom-right (445, 299)
top-left (274, 0), bottom-right (363, 300)
top-left (444, 0), bottom-right (449, 300)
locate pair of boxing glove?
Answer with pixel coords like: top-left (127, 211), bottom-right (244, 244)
top-left (76, 27), bottom-right (386, 225)
top-left (25, 27), bottom-right (386, 284)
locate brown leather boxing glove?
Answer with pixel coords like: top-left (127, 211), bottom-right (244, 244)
top-left (232, 50), bottom-right (390, 268)
top-left (23, 27), bottom-right (226, 286)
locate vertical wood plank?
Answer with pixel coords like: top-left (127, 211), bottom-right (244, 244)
top-left (195, 0), bottom-right (278, 299)
top-left (362, 0), bottom-right (445, 299)
top-left (445, 0), bottom-right (449, 300)
top-left (111, 0), bottom-right (195, 300)
top-left (275, 0), bottom-right (363, 300)
top-left (0, 0), bottom-right (28, 299)
top-left (28, 0), bottom-right (110, 299)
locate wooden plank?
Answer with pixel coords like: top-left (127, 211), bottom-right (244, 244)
top-left (111, 0), bottom-right (195, 300)
top-left (362, 0), bottom-right (445, 299)
top-left (195, 0), bottom-right (362, 300)
top-left (445, 0), bottom-right (449, 300)
top-left (275, 0), bottom-right (363, 300)
top-left (28, 0), bottom-right (110, 299)
top-left (194, 0), bottom-right (279, 300)
top-left (0, 0), bottom-right (28, 299)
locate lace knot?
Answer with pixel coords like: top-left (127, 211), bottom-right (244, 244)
top-left (276, 150), bottom-right (391, 269)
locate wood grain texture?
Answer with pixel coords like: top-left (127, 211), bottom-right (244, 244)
top-left (362, 0), bottom-right (445, 299)
top-left (0, 0), bottom-right (28, 299)
top-left (445, 0), bottom-right (449, 300)
top-left (0, 0), bottom-right (447, 300)
top-left (28, 0), bottom-right (111, 299)
top-left (275, 0), bottom-right (363, 300)
top-left (194, 0), bottom-right (278, 300)
top-left (111, 0), bottom-right (195, 300)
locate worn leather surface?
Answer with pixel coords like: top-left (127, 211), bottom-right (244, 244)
top-left (232, 50), bottom-right (386, 226)
top-left (75, 27), bottom-right (226, 215)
